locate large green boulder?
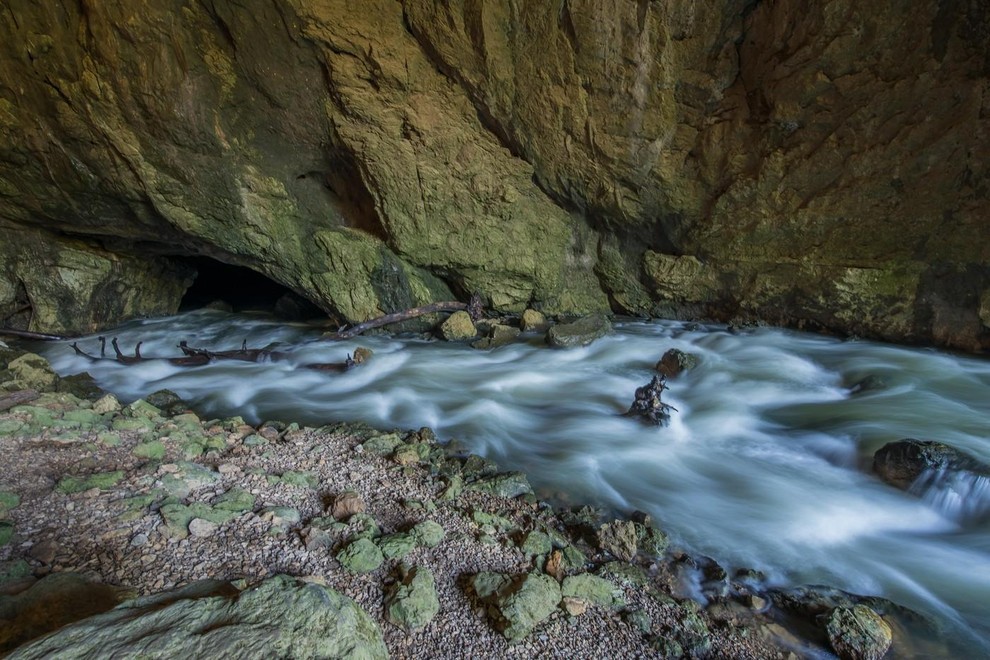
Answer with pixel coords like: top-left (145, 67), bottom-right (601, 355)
top-left (7, 575), bottom-right (387, 659)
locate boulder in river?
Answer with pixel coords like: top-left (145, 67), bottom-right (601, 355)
top-left (655, 349), bottom-right (699, 378)
top-left (545, 314), bottom-right (612, 348)
top-left (873, 439), bottom-right (990, 490)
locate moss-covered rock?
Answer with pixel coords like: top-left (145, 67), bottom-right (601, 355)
top-left (385, 565), bottom-right (440, 631)
top-left (546, 315), bottom-right (613, 349)
top-left (56, 471), bottom-right (125, 494)
top-left (826, 605), bottom-right (893, 660)
top-left (336, 538), bottom-right (385, 574)
top-left (471, 572), bottom-right (562, 642)
top-left (6, 575), bottom-right (387, 659)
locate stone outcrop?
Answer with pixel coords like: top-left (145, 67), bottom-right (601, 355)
top-left (7, 575), bottom-right (388, 659)
top-left (0, 1), bottom-right (986, 349)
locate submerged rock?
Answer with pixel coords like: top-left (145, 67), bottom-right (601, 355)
top-left (545, 315), bottom-right (612, 348)
top-left (873, 439), bottom-right (990, 490)
top-left (7, 575), bottom-right (387, 659)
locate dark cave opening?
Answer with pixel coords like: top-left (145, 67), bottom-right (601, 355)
top-left (178, 257), bottom-right (325, 320)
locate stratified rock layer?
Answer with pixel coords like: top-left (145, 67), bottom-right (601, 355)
top-left (0, 1), bottom-right (987, 348)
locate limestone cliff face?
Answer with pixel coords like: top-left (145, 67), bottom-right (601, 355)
top-left (0, 1), bottom-right (986, 349)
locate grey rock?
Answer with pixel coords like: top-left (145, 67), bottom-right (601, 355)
top-left (466, 472), bottom-right (533, 499)
top-left (597, 520), bottom-right (638, 561)
top-left (8, 575), bottom-right (387, 659)
top-left (826, 605), bottom-right (893, 660)
top-left (546, 315), bottom-right (612, 348)
top-left (873, 439), bottom-right (990, 490)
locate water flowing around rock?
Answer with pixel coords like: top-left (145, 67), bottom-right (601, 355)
top-left (37, 310), bottom-right (990, 655)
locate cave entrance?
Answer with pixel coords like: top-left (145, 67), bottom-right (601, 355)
top-left (178, 257), bottom-right (325, 320)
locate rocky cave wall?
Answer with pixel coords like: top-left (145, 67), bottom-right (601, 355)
top-left (0, 1), bottom-right (986, 349)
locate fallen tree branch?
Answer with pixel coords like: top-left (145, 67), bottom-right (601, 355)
top-left (0, 329), bottom-right (65, 341)
top-left (328, 294), bottom-right (484, 340)
top-left (0, 389), bottom-right (39, 412)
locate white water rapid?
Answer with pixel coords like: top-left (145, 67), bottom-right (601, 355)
top-left (39, 311), bottom-right (990, 654)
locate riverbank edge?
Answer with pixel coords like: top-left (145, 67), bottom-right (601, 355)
top-left (0, 346), bottom-right (926, 658)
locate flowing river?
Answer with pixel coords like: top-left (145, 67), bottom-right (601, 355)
top-left (38, 310), bottom-right (990, 655)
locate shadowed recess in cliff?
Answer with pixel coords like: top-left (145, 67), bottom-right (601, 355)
top-left (178, 257), bottom-right (324, 320)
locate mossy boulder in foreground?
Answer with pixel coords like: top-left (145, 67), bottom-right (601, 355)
top-left (8, 575), bottom-right (387, 659)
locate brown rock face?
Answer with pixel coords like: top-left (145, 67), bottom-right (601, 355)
top-left (0, 2), bottom-right (986, 349)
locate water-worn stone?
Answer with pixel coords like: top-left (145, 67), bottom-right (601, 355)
top-left (597, 520), bottom-right (638, 561)
top-left (377, 533), bottom-right (416, 560)
top-left (561, 573), bottom-right (625, 609)
top-left (188, 518), bottom-right (218, 538)
top-left (519, 531), bottom-right (553, 557)
top-left (385, 565), bottom-right (440, 631)
top-left (331, 491), bottom-right (366, 521)
top-left (7, 575), bottom-right (387, 659)
top-left (873, 439), bottom-right (990, 490)
top-left (410, 520), bottom-right (445, 548)
top-left (826, 605), bottom-right (893, 660)
top-left (655, 349), bottom-right (699, 379)
top-left (132, 441), bottom-right (166, 461)
top-left (546, 315), bottom-right (613, 348)
top-left (520, 309), bottom-right (548, 332)
top-left (466, 472), bottom-right (534, 499)
top-left (336, 538), bottom-right (385, 573)
top-left (5, 354), bottom-right (58, 392)
top-left (440, 311), bottom-right (477, 341)
top-left (472, 572), bottom-right (562, 642)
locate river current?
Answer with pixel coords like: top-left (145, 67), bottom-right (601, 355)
top-left (39, 311), bottom-right (990, 654)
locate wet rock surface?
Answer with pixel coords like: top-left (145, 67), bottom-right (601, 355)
top-left (873, 439), bottom-right (990, 490)
top-left (0, 351), bottom-right (798, 658)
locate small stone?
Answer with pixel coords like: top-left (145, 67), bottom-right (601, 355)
top-left (545, 551), bottom-right (564, 580)
top-left (561, 596), bottom-right (588, 616)
top-left (28, 540), bottom-right (58, 564)
top-left (519, 531), bottom-right (553, 557)
top-left (130, 533), bottom-right (149, 547)
top-left (520, 309), bottom-right (548, 332)
top-left (188, 518), bottom-right (218, 538)
top-left (331, 491), bottom-right (366, 521)
top-left (597, 520), bottom-right (638, 561)
top-left (377, 533), bottom-right (417, 560)
top-left (440, 311), bottom-right (477, 341)
top-left (93, 394), bottom-right (120, 415)
top-left (410, 520), bottom-right (445, 548)
top-left (466, 472), bottom-right (533, 499)
top-left (336, 538), bottom-right (385, 573)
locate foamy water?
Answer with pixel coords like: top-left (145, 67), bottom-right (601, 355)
top-left (39, 311), bottom-right (990, 654)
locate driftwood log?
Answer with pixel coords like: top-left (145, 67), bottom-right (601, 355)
top-left (65, 296), bottom-right (483, 371)
top-left (328, 294), bottom-right (484, 339)
top-left (0, 389), bottom-right (39, 412)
